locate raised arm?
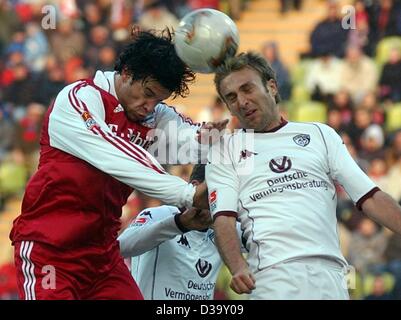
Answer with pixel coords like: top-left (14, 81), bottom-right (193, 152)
top-left (361, 190), bottom-right (401, 235)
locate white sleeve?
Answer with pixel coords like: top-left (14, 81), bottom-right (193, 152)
top-left (205, 135), bottom-right (239, 218)
top-left (151, 103), bottom-right (209, 164)
top-left (320, 124), bottom-right (377, 204)
top-left (118, 206), bottom-right (183, 257)
top-left (48, 82), bottom-right (195, 208)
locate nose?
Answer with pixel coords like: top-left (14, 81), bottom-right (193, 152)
top-left (143, 99), bottom-right (158, 113)
top-left (237, 93), bottom-right (249, 109)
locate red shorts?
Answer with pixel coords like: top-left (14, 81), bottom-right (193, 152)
top-left (14, 241), bottom-right (143, 300)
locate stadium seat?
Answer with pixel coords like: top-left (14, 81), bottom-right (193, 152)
top-left (290, 59), bottom-right (313, 86)
top-left (293, 101), bottom-right (327, 123)
top-left (291, 84), bottom-right (311, 105)
top-left (375, 36), bottom-right (401, 66)
top-left (0, 161), bottom-right (27, 196)
top-left (386, 103), bottom-right (401, 132)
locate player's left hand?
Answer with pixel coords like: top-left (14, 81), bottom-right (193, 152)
top-left (196, 119), bottom-right (229, 144)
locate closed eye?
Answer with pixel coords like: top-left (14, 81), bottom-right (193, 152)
top-left (241, 84), bottom-right (253, 93)
top-left (144, 88), bottom-right (155, 98)
top-left (225, 93), bottom-right (237, 104)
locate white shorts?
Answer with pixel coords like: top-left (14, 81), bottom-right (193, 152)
top-left (250, 257), bottom-right (350, 300)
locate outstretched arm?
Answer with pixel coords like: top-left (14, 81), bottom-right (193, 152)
top-left (362, 190), bottom-right (401, 235)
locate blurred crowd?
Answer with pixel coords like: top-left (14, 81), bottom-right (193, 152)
top-left (1, 0), bottom-right (401, 300)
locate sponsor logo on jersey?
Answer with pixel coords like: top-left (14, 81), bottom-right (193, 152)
top-left (133, 217), bottom-right (148, 225)
top-left (129, 131), bottom-right (154, 149)
top-left (195, 259), bottom-right (212, 278)
top-left (177, 235), bottom-right (191, 248)
top-left (293, 134), bottom-right (310, 147)
top-left (269, 156), bottom-right (292, 173)
top-left (140, 210), bottom-right (152, 219)
top-left (239, 149), bottom-right (258, 163)
top-left (249, 170), bottom-right (329, 202)
top-left (81, 111), bottom-right (97, 130)
top-left (108, 123), bottom-right (155, 149)
top-left (113, 105), bottom-right (124, 113)
top-left (209, 190), bottom-right (217, 211)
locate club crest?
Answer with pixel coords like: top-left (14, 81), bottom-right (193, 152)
top-left (293, 134), bottom-right (310, 147)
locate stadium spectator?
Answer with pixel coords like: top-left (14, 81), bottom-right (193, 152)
top-left (358, 92), bottom-right (385, 126)
top-left (379, 47), bottom-right (401, 102)
top-left (138, 0), bottom-right (179, 31)
top-left (328, 90), bottom-right (353, 126)
top-left (364, 273), bottom-right (395, 300)
top-left (309, 0), bottom-right (349, 58)
top-left (33, 56), bottom-right (66, 107)
top-left (359, 124), bottom-right (386, 162)
top-left (0, 104), bottom-right (15, 161)
top-left (13, 102), bottom-right (45, 174)
top-left (385, 139), bottom-right (401, 203)
top-left (347, 217), bottom-right (388, 274)
top-left (383, 232), bottom-right (401, 299)
top-left (23, 22), bottom-right (48, 73)
top-left (261, 41), bottom-right (292, 101)
top-left (367, 0), bottom-right (401, 51)
top-left (347, 0), bottom-right (371, 55)
top-left (305, 55), bottom-right (343, 102)
top-left (48, 18), bottom-right (85, 64)
top-left (340, 45), bottom-right (378, 104)
top-left (345, 107), bottom-right (373, 150)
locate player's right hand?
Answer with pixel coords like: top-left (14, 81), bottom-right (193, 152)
top-left (178, 207), bottom-right (212, 231)
top-left (230, 268), bottom-right (256, 294)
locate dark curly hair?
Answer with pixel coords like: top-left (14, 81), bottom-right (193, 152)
top-left (189, 164), bottom-right (205, 183)
top-left (114, 28), bottom-right (195, 98)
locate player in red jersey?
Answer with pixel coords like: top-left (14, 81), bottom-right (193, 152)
top-left (10, 29), bottom-right (225, 300)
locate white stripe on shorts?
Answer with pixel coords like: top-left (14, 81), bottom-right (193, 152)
top-left (20, 241), bottom-right (36, 300)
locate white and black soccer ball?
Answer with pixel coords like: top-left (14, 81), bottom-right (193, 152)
top-left (174, 8), bottom-right (240, 73)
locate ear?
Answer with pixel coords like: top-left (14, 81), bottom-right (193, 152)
top-left (121, 69), bottom-right (131, 83)
top-left (191, 180), bottom-right (200, 186)
top-left (266, 79), bottom-right (278, 98)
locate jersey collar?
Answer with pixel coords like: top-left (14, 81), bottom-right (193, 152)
top-left (242, 117), bottom-right (288, 133)
top-left (93, 70), bottom-right (118, 100)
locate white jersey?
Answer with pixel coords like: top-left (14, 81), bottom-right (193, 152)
top-left (206, 121), bottom-right (378, 272)
top-left (118, 205), bottom-right (244, 300)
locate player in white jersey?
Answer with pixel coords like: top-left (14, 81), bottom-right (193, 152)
top-left (118, 165), bottom-right (245, 300)
top-left (206, 52), bottom-right (401, 300)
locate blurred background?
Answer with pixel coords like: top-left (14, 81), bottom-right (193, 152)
top-left (1, 0), bottom-right (401, 300)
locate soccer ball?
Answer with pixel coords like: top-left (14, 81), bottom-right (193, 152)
top-left (174, 8), bottom-right (240, 74)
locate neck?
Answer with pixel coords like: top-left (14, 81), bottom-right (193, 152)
top-left (260, 114), bottom-right (283, 133)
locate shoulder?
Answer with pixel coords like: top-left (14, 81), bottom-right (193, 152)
top-left (286, 121), bottom-right (336, 137)
top-left (155, 103), bottom-right (198, 125)
top-left (57, 80), bottom-right (103, 104)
